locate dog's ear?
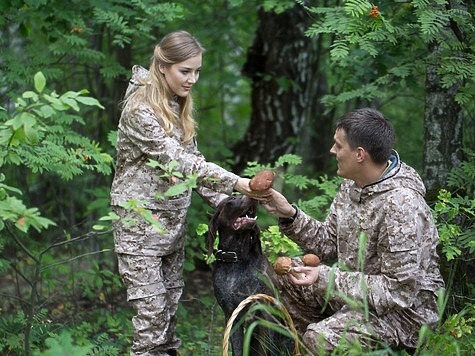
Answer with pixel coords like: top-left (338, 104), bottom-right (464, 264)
top-left (207, 207), bottom-right (221, 257)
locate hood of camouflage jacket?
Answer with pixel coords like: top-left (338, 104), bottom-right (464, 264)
top-left (348, 150), bottom-right (426, 204)
top-left (124, 65), bottom-right (149, 100)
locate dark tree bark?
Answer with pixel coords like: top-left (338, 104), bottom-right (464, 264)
top-left (423, 49), bottom-right (463, 196)
top-left (114, 42), bottom-right (133, 121)
top-left (231, 5), bottom-right (333, 173)
top-left (423, 0), bottom-right (468, 196)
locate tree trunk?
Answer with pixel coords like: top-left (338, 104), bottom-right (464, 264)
top-left (423, 44), bottom-right (463, 197)
top-left (232, 5), bottom-right (332, 173)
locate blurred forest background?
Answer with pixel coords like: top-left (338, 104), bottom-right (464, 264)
top-left (1, 0), bottom-right (474, 355)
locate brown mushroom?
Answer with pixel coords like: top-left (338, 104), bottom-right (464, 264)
top-left (273, 256), bottom-right (305, 280)
top-left (274, 254), bottom-right (321, 280)
top-left (302, 253), bottom-right (320, 267)
top-left (273, 256), bottom-right (292, 276)
top-left (249, 170), bottom-right (275, 192)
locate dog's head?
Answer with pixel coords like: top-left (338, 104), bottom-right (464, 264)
top-left (207, 194), bottom-right (261, 257)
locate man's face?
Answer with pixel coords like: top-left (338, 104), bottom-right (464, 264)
top-left (330, 128), bottom-right (359, 180)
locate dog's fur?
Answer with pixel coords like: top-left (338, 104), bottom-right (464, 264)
top-left (207, 194), bottom-right (293, 355)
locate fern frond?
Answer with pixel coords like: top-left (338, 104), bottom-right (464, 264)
top-left (439, 56), bottom-right (475, 88)
top-left (100, 60), bottom-right (127, 79)
top-left (358, 37), bottom-right (378, 57)
top-left (93, 8), bottom-right (130, 31)
top-left (344, 0), bottom-right (372, 17)
top-left (388, 64), bottom-right (416, 78)
top-left (447, 149), bottom-right (475, 193)
top-left (330, 39), bottom-right (350, 59)
top-left (417, 9), bottom-right (450, 37)
top-left (412, 0), bottom-right (442, 10)
top-left (283, 174), bottom-right (314, 190)
top-left (454, 84), bottom-right (475, 106)
top-left (457, 229), bottom-right (475, 254)
top-left (274, 154), bottom-right (302, 167)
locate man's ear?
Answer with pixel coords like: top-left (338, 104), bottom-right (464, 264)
top-left (355, 147), bottom-right (366, 162)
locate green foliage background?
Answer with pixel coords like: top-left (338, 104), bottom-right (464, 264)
top-left (0, 0), bottom-right (474, 355)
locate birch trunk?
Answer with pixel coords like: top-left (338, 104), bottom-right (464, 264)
top-left (231, 5), bottom-right (332, 173)
top-left (423, 43), bottom-right (463, 195)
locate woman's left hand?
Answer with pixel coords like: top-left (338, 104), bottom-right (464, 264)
top-left (234, 177), bottom-right (271, 199)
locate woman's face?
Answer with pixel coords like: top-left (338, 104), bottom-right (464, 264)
top-left (161, 54), bottom-right (202, 97)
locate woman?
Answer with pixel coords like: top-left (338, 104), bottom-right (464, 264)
top-left (110, 31), bottom-right (258, 356)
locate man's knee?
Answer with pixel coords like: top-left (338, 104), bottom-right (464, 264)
top-left (303, 322), bottom-right (338, 353)
top-left (302, 313), bottom-right (377, 353)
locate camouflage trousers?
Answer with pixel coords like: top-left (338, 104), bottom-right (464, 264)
top-left (274, 270), bottom-right (437, 353)
top-left (116, 252), bottom-right (184, 356)
top-left (112, 206), bottom-right (187, 355)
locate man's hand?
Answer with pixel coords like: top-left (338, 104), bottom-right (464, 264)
top-left (260, 189), bottom-right (295, 218)
top-left (288, 266), bottom-right (320, 286)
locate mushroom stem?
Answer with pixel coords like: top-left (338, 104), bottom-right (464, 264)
top-left (288, 267), bottom-right (306, 280)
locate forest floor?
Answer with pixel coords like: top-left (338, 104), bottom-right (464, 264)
top-left (180, 268), bottom-right (226, 355)
top-left (0, 264), bottom-right (224, 355)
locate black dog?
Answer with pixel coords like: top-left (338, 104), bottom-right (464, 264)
top-left (207, 194), bottom-right (293, 356)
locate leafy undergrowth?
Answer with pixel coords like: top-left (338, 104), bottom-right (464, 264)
top-left (2, 267), bottom-right (475, 355)
top-left (178, 269), bottom-right (226, 355)
top-left (0, 269), bottom-right (226, 355)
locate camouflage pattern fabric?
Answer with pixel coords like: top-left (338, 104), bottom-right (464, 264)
top-left (110, 66), bottom-right (239, 354)
top-left (110, 66), bottom-right (238, 211)
top-left (115, 243), bottom-right (183, 355)
top-left (275, 152), bottom-right (445, 352)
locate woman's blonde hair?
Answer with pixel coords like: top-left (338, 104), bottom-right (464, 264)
top-left (125, 31), bottom-right (204, 144)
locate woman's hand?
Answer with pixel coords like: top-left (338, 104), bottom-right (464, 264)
top-left (288, 266), bottom-right (320, 286)
top-left (234, 177), bottom-right (271, 199)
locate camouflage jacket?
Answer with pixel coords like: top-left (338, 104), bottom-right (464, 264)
top-left (110, 65), bottom-right (238, 211)
top-left (280, 152), bottom-right (445, 318)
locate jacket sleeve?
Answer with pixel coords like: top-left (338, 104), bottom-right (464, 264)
top-left (195, 186), bottom-right (229, 209)
top-left (314, 193), bottom-right (427, 316)
top-left (121, 106), bottom-right (239, 194)
top-left (279, 202), bottom-right (339, 261)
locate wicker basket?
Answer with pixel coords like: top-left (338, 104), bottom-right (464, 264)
top-left (221, 293), bottom-right (301, 355)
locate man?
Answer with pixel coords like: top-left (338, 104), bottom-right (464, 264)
top-left (262, 108), bottom-right (445, 352)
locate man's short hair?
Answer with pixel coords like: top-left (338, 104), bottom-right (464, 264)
top-left (336, 108), bottom-right (395, 165)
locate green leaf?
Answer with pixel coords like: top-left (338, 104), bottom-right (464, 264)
top-left (146, 159), bottom-right (161, 168)
top-left (44, 94), bottom-right (68, 111)
top-left (344, 0), bottom-right (372, 17)
top-left (98, 211), bottom-right (120, 221)
top-left (75, 96), bottom-right (105, 109)
top-left (330, 39), bottom-right (350, 59)
top-left (22, 91), bottom-right (38, 101)
top-left (61, 97), bottom-right (80, 112)
top-left (164, 183), bottom-right (189, 197)
top-left (34, 72), bottom-right (46, 93)
top-left (39, 105), bottom-right (55, 118)
top-left (23, 124), bottom-right (40, 144)
top-left (195, 223), bottom-right (209, 236)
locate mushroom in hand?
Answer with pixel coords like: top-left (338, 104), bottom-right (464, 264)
top-left (249, 170), bottom-right (275, 192)
top-left (274, 256), bottom-right (305, 280)
top-left (302, 253), bottom-right (320, 267)
top-left (273, 254), bottom-right (321, 280)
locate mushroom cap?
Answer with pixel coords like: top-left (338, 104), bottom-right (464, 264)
top-left (249, 170), bottom-right (275, 191)
top-left (273, 256), bottom-right (292, 276)
top-left (302, 254), bottom-right (320, 267)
